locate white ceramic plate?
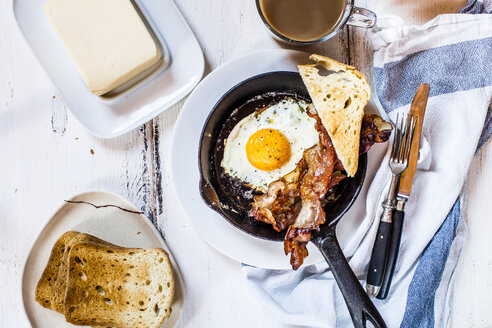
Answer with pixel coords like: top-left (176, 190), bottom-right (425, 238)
top-left (13, 0), bottom-right (204, 138)
top-left (22, 191), bottom-right (184, 328)
top-left (171, 49), bottom-right (386, 269)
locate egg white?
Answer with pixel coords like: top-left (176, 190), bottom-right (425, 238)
top-left (221, 97), bottom-right (319, 193)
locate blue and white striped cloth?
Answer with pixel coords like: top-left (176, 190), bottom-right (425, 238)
top-left (243, 1), bottom-right (492, 327)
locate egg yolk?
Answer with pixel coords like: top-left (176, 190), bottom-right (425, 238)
top-left (246, 129), bottom-right (291, 171)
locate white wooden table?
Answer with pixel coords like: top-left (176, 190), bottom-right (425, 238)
top-left (1, 0), bottom-right (491, 327)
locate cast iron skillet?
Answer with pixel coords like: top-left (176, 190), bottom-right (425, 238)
top-left (198, 71), bottom-right (386, 328)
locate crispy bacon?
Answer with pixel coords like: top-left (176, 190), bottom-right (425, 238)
top-left (284, 227), bottom-right (311, 270)
top-left (360, 114), bottom-right (393, 155)
top-left (284, 115), bottom-right (340, 269)
top-left (249, 108), bottom-right (391, 270)
top-left (248, 178), bottom-right (302, 232)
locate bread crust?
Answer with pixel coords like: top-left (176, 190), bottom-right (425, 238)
top-left (298, 54), bottom-right (371, 176)
top-left (51, 233), bottom-right (117, 313)
top-left (35, 232), bottom-right (175, 328)
top-left (35, 231), bottom-right (80, 309)
top-left (64, 241), bottom-right (174, 328)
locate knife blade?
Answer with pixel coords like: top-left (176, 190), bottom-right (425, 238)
top-left (376, 83), bottom-right (430, 299)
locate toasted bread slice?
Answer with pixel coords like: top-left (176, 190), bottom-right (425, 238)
top-left (51, 233), bottom-right (117, 313)
top-left (298, 54), bottom-right (371, 176)
top-left (35, 231), bottom-right (80, 309)
top-left (64, 242), bottom-right (174, 328)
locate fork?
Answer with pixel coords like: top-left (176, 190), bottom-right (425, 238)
top-left (366, 113), bottom-right (417, 297)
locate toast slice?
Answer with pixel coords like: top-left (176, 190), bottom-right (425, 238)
top-left (64, 241), bottom-right (174, 328)
top-left (298, 54), bottom-right (371, 176)
top-left (35, 231), bottom-right (80, 309)
top-left (51, 233), bottom-right (117, 313)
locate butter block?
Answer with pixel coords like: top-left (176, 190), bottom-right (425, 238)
top-left (43, 0), bottom-right (161, 96)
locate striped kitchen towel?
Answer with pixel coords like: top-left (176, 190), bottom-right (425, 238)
top-left (242, 1), bottom-right (492, 327)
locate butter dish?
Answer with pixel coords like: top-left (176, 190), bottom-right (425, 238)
top-left (13, 0), bottom-right (204, 138)
top-left (43, 0), bottom-right (163, 97)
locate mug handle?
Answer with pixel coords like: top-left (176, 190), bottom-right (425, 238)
top-left (347, 7), bottom-right (377, 28)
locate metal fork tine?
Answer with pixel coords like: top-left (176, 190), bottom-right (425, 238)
top-left (391, 113), bottom-right (399, 161)
top-left (398, 115), bottom-right (406, 163)
top-left (405, 115), bottom-right (418, 163)
top-left (402, 115), bottom-right (416, 164)
top-left (400, 117), bottom-right (406, 164)
top-left (392, 116), bottom-right (398, 161)
top-left (398, 116), bottom-right (404, 161)
top-left (396, 116), bottom-right (402, 161)
top-left (402, 115), bottom-right (411, 163)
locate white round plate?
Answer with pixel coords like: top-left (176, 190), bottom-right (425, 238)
top-left (22, 190), bottom-right (184, 328)
top-left (171, 49), bottom-right (386, 269)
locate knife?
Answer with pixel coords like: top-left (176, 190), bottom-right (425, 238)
top-left (376, 83), bottom-right (430, 299)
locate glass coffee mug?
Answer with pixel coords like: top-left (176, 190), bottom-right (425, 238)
top-left (256, 0), bottom-right (377, 45)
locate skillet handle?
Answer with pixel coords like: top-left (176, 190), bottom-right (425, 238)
top-left (312, 229), bottom-right (386, 328)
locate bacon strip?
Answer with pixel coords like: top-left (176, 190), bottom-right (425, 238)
top-left (248, 179), bottom-right (302, 232)
top-left (360, 114), bottom-right (392, 155)
top-left (284, 115), bottom-right (340, 269)
top-left (249, 109), bottom-right (391, 270)
top-left (284, 227), bottom-right (311, 270)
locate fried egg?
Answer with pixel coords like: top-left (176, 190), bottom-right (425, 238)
top-left (221, 97), bottom-right (319, 192)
